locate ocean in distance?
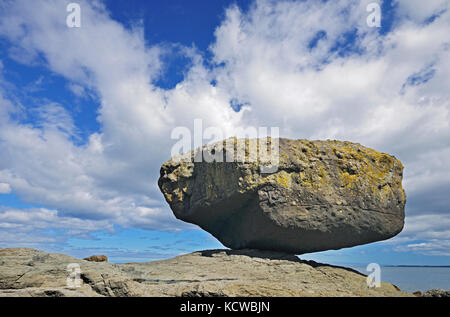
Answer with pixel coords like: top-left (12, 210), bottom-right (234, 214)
top-left (351, 266), bottom-right (450, 293)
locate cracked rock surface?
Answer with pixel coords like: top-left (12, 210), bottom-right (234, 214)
top-left (0, 248), bottom-right (412, 297)
top-left (159, 138), bottom-right (406, 254)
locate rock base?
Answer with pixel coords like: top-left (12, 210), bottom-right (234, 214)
top-left (0, 248), bottom-right (412, 297)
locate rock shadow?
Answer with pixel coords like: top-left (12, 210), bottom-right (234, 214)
top-left (199, 249), bottom-right (366, 277)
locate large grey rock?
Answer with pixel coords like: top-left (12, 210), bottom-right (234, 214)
top-left (0, 248), bottom-right (412, 297)
top-left (158, 138), bottom-right (406, 254)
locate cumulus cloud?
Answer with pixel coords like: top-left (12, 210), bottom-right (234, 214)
top-left (211, 0), bottom-right (450, 216)
top-left (0, 0), bottom-right (239, 232)
top-left (0, 0), bottom-right (449, 256)
top-left (391, 213), bottom-right (450, 256)
top-left (0, 207), bottom-right (113, 248)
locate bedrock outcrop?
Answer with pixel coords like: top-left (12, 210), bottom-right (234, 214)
top-left (0, 248), bottom-right (412, 297)
top-left (158, 138), bottom-right (406, 254)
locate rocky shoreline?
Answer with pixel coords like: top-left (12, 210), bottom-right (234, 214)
top-left (0, 248), bottom-right (420, 297)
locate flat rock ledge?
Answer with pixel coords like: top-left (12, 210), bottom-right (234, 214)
top-left (0, 248), bottom-right (412, 297)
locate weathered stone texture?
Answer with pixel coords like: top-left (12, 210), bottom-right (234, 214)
top-left (0, 248), bottom-right (412, 297)
top-left (159, 138), bottom-right (406, 254)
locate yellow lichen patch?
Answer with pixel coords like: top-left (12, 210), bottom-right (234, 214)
top-left (318, 167), bottom-right (326, 178)
top-left (316, 166), bottom-right (330, 189)
top-left (243, 173), bottom-right (255, 187)
top-left (281, 152), bottom-right (290, 160)
top-left (276, 171), bottom-right (291, 189)
top-left (340, 172), bottom-right (357, 189)
top-left (173, 188), bottom-right (183, 201)
top-left (374, 184), bottom-right (391, 200)
top-left (238, 172), bottom-right (265, 193)
top-left (329, 142), bottom-right (401, 195)
top-left (299, 172), bottom-right (313, 187)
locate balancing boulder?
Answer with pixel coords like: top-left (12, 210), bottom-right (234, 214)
top-left (158, 138), bottom-right (406, 254)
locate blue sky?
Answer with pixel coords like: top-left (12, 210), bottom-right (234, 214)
top-left (0, 0), bottom-right (449, 266)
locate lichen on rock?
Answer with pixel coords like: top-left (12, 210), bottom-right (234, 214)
top-left (158, 138), bottom-right (406, 254)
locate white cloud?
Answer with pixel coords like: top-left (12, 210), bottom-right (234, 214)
top-left (394, 0), bottom-right (448, 23)
top-left (0, 207), bottom-right (114, 248)
top-left (0, 183), bottom-right (11, 194)
top-left (67, 83), bottom-right (86, 98)
top-left (0, 0), bottom-right (449, 256)
top-left (0, 0), bottom-right (238, 233)
top-left (211, 0), bottom-right (450, 216)
top-left (382, 213), bottom-right (450, 256)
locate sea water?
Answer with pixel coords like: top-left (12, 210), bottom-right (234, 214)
top-left (351, 266), bottom-right (450, 293)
